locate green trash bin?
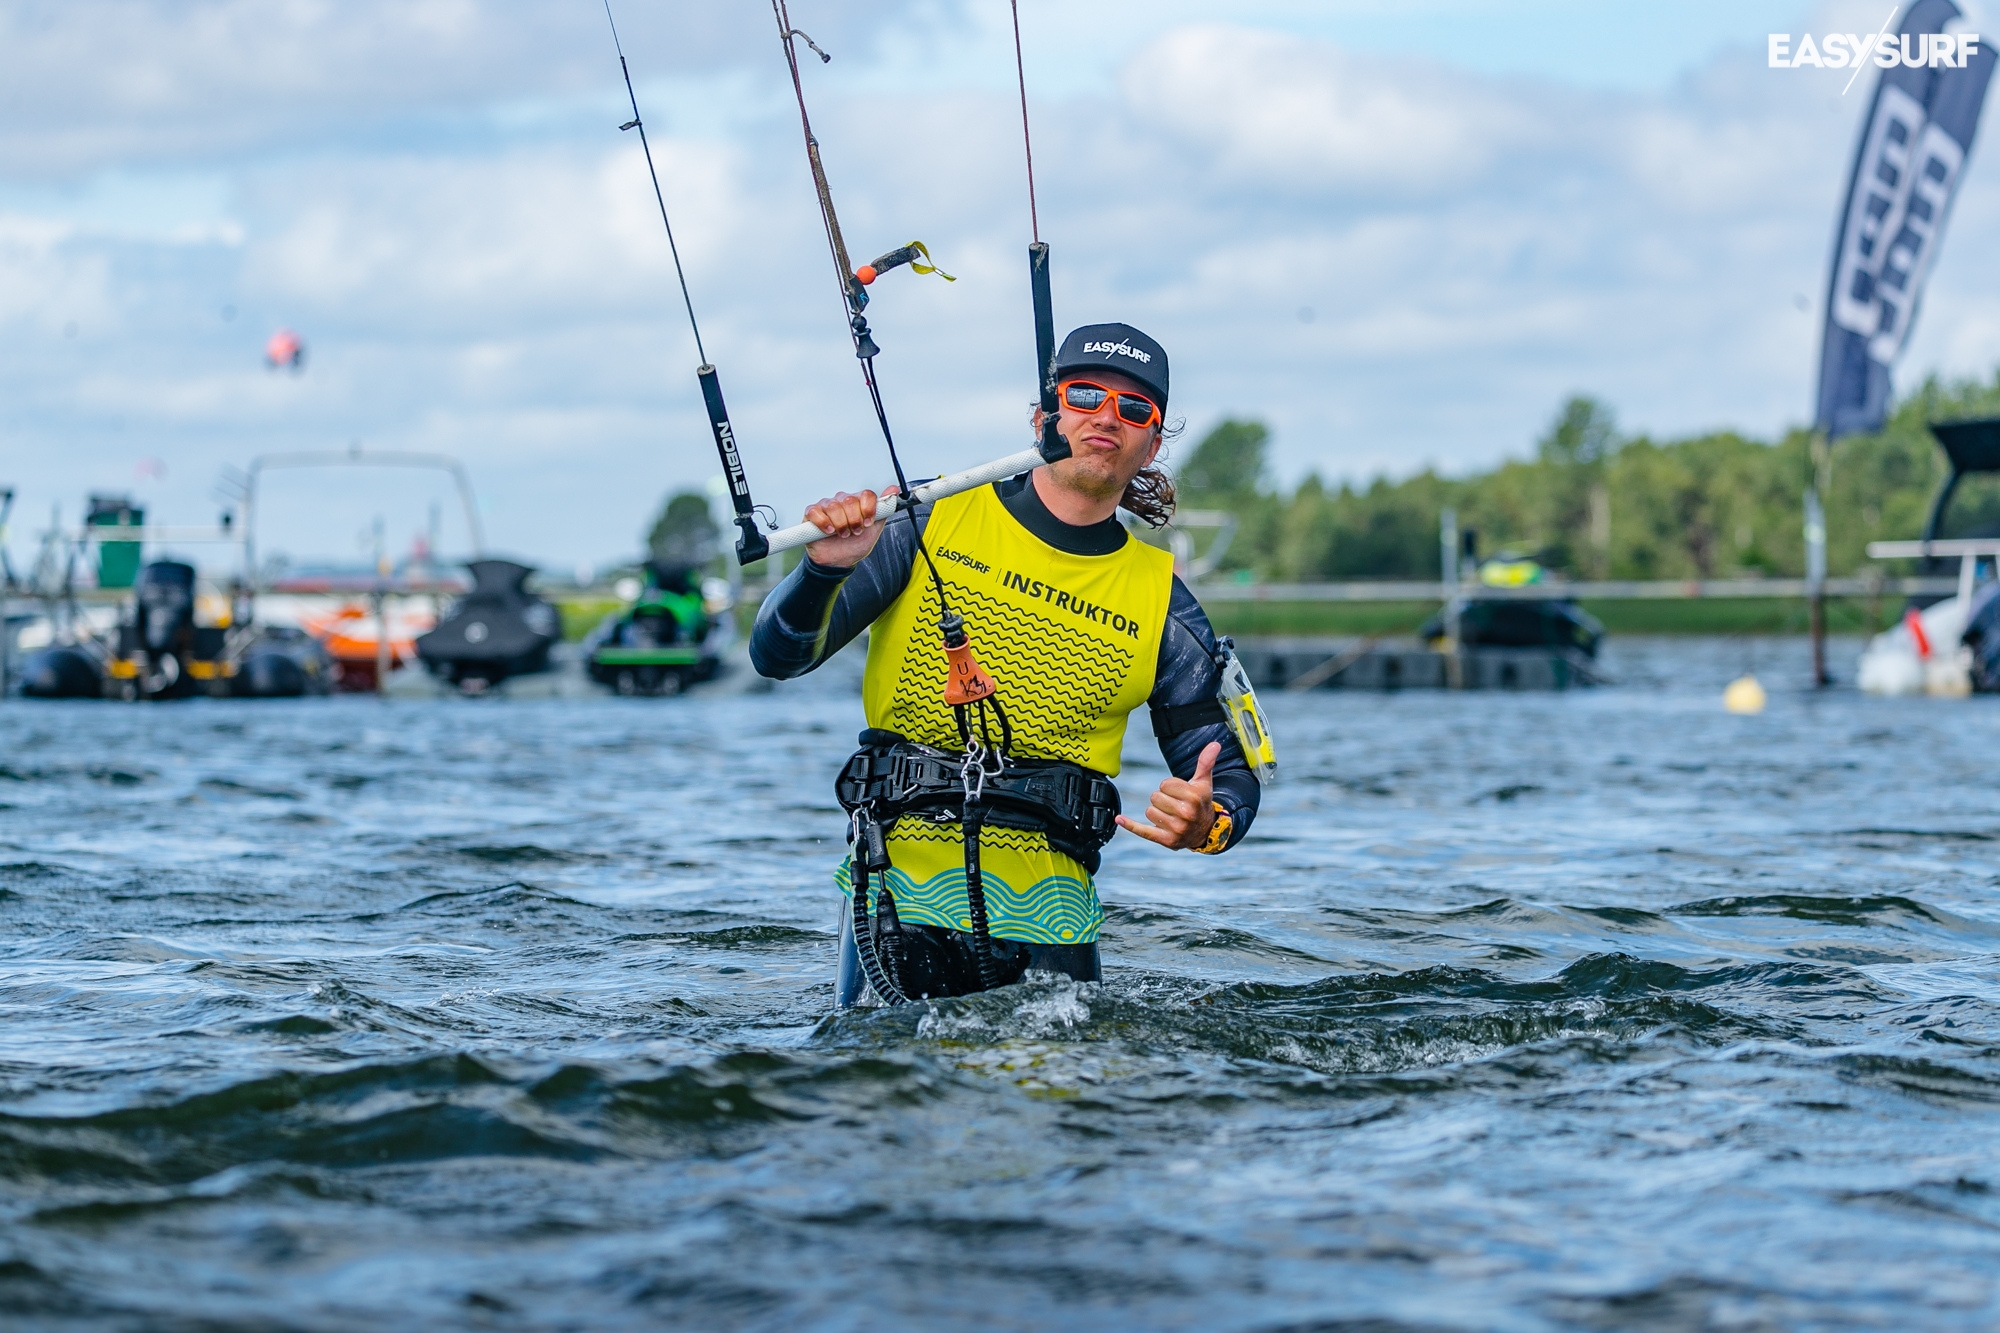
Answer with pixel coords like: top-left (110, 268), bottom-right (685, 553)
top-left (88, 494), bottom-right (144, 589)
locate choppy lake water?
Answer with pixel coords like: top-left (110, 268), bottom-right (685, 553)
top-left (6, 636), bottom-right (2000, 1331)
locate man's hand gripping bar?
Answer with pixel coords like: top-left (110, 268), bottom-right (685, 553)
top-left (757, 443), bottom-right (1054, 560)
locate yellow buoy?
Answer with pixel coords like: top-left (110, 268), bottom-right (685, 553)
top-left (1723, 674), bottom-right (1767, 714)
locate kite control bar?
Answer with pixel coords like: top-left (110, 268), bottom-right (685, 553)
top-left (759, 444), bottom-right (1050, 559)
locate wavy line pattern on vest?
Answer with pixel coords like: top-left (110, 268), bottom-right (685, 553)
top-left (836, 855), bottom-right (1102, 944)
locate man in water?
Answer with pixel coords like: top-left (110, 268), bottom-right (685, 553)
top-left (750, 323), bottom-right (1261, 1003)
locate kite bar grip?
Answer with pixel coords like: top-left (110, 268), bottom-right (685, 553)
top-left (698, 365), bottom-right (770, 564)
top-left (758, 445), bottom-right (1048, 559)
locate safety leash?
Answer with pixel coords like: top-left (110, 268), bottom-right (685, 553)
top-left (769, 0), bottom-right (958, 619)
top-left (605, 3), bottom-right (1068, 572)
top-left (848, 807), bottom-right (907, 1005)
top-left (774, 1), bottom-right (1020, 1005)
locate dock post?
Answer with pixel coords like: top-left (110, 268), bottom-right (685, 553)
top-left (373, 591), bottom-right (391, 695)
top-left (1440, 507), bottom-right (1463, 688)
top-left (1806, 474), bottom-right (1829, 688)
top-left (1440, 508), bottom-right (1458, 591)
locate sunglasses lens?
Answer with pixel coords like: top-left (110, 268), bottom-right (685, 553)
top-left (1063, 383), bottom-right (1109, 412)
top-left (1115, 394), bottom-right (1158, 426)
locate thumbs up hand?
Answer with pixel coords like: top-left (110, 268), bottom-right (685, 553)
top-left (1116, 741), bottom-right (1220, 850)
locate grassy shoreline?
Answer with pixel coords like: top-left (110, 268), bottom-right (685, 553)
top-left (1200, 597), bottom-right (1903, 638)
top-left (552, 593), bottom-right (1906, 642)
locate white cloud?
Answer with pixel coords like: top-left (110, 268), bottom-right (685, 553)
top-left (4, 5), bottom-right (1999, 573)
top-left (1129, 26), bottom-right (1545, 195)
top-left (0, 0), bottom-right (928, 177)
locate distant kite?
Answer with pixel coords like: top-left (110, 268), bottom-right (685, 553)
top-left (264, 329), bottom-right (305, 372)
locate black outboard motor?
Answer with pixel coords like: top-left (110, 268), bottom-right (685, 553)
top-left (414, 559), bottom-right (559, 691)
top-left (1911, 418), bottom-right (2000, 610)
top-left (113, 560), bottom-right (199, 698)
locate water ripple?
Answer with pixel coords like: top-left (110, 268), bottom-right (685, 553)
top-left (4, 639), bottom-right (2000, 1329)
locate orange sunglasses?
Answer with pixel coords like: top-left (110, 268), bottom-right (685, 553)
top-left (1059, 380), bottom-right (1161, 429)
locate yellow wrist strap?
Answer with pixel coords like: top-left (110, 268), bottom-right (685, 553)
top-left (1194, 802), bottom-right (1232, 855)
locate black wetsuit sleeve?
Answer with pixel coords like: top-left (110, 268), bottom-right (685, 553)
top-left (1146, 576), bottom-right (1259, 850)
top-left (748, 505), bottom-right (929, 679)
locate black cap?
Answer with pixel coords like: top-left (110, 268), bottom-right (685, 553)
top-left (1052, 322), bottom-right (1169, 410)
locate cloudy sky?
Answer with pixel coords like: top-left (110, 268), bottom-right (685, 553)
top-left (3, 0), bottom-right (1996, 575)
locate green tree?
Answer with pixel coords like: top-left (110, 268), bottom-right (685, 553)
top-left (1538, 395), bottom-right (1620, 467)
top-left (1148, 369), bottom-right (2000, 585)
top-left (1174, 418), bottom-right (1279, 573)
top-left (1531, 395), bottom-right (1620, 575)
top-left (646, 491), bottom-right (719, 567)
top-left (1177, 419), bottom-right (1270, 503)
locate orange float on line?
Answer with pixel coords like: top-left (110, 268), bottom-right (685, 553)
top-left (943, 637), bottom-right (997, 706)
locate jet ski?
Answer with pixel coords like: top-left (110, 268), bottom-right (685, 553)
top-left (414, 559), bottom-right (559, 692)
top-left (1419, 553), bottom-right (1604, 658)
top-left (584, 561), bottom-right (726, 696)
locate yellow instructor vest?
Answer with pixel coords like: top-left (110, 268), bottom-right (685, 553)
top-left (839, 481), bottom-right (1174, 944)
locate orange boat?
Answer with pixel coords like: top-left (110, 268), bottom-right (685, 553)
top-left (235, 447), bottom-right (487, 691)
top-left (263, 572), bottom-right (459, 692)
top-left (298, 602), bottom-right (434, 691)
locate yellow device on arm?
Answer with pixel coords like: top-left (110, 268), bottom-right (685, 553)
top-left (1215, 638), bottom-right (1277, 785)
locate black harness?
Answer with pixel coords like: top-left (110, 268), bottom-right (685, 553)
top-left (838, 729), bottom-right (1120, 872)
top-left (836, 729), bottom-right (1121, 1003)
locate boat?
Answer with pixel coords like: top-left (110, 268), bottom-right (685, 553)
top-left (583, 561), bottom-right (727, 695)
top-left (16, 644), bottom-right (102, 698)
top-left (1419, 553), bottom-right (1604, 659)
top-left (414, 559), bottom-right (560, 692)
top-left (13, 451), bottom-right (493, 700)
top-left (20, 559), bottom-right (335, 700)
top-left (237, 448), bottom-right (486, 692)
top-left (1858, 417), bottom-right (2000, 696)
top-left (261, 569), bottom-right (458, 692)
top-left (13, 503), bottom-right (335, 700)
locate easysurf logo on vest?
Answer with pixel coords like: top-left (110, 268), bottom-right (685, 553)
top-left (936, 546), bottom-right (989, 574)
top-left (1000, 569), bottom-right (1143, 639)
top-left (1083, 339), bottom-right (1151, 365)
top-left (1771, 18), bottom-right (1979, 86)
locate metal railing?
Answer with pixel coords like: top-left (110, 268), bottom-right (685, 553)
top-left (1185, 576), bottom-right (1960, 602)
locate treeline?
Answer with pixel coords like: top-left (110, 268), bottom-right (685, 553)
top-left (1174, 369), bottom-right (2000, 582)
